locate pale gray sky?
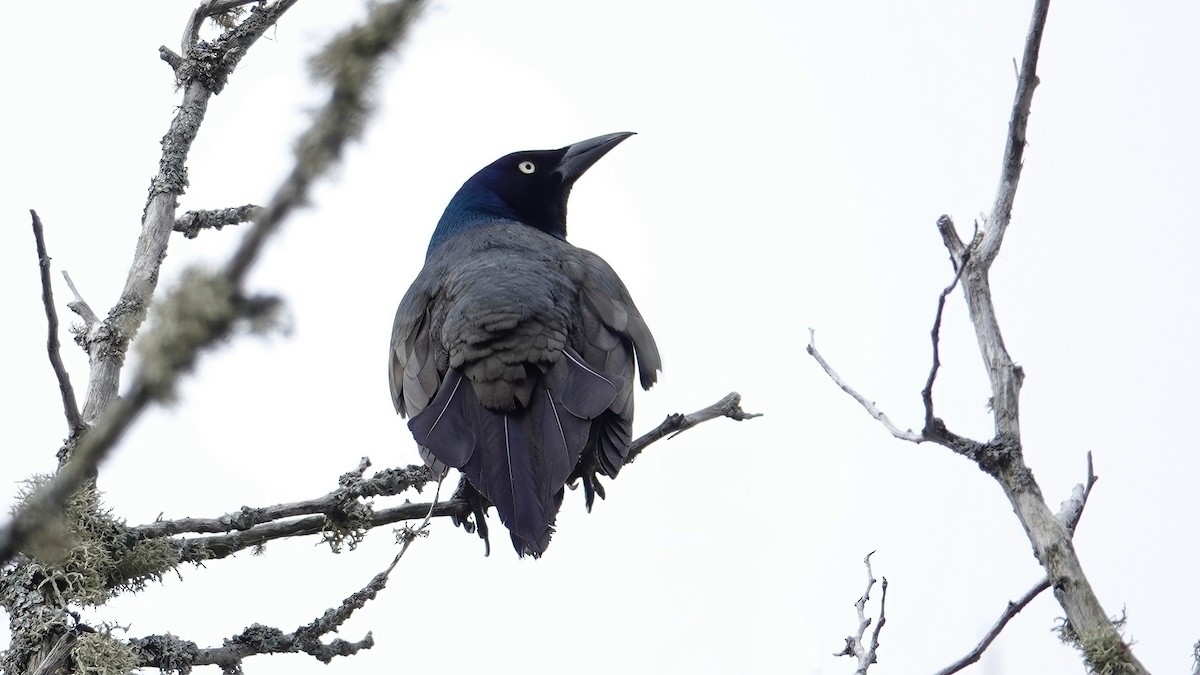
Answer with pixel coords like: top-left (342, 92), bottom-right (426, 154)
top-left (2, 2), bottom-right (1197, 674)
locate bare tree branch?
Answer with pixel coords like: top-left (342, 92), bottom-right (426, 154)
top-left (29, 210), bottom-right (84, 437)
top-left (79, 0), bottom-right (303, 429)
top-left (624, 392), bottom-right (759, 465)
top-left (135, 484), bottom-right (443, 673)
top-left (939, 2), bottom-right (1143, 668)
top-left (806, 331), bottom-right (923, 443)
top-left (933, 578), bottom-right (1050, 675)
top-left (935, 455), bottom-right (1099, 674)
top-left (131, 461), bottom-right (434, 538)
top-left (811, 2), bottom-right (1145, 672)
top-left (0, 0), bottom-right (424, 569)
top-left (174, 204), bottom-right (262, 239)
top-left (835, 552), bottom-right (888, 674)
top-left (977, 1), bottom-right (1047, 267)
top-left (921, 258), bottom-right (969, 430)
top-left (137, 390), bottom-right (744, 562)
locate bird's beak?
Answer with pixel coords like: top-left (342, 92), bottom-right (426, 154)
top-left (555, 131), bottom-right (635, 183)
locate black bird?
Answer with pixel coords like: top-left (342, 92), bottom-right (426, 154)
top-left (389, 132), bottom-right (660, 557)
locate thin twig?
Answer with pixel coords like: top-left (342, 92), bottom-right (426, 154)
top-left (835, 552), bottom-right (888, 674)
top-left (624, 392), bottom-right (759, 465)
top-left (807, 330), bottom-right (923, 443)
top-left (136, 478), bottom-right (444, 672)
top-left (921, 257), bottom-right (969, 430)
top-left (29, 211), bottom-right (84, 436)
top-left (933, 578), bottom-right (1050, 675)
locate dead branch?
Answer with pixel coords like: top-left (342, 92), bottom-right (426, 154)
top-left (131, 461), bottom-right (434, 538)
top-left (0, 0), bottom-right (424, 569)
top-left (137, 390), bottom-right (744, 561)
top-left (79, 0), bottom-right (302, 430)
top-left (806, 331), bottom-right (923, 443)
top-left (921, 257), bottom-right (968, 429)
top-left (834, 553), bottom-right (888, 674)
top-left (174, 204), bottom-right (262, 238)
top-left (624, 392), bottom-right (760, 465)
top-left (932, 1), bottom-right (1143, 667)
top-left (135, 484), bottom-right (442, 672)
top-left (933, 578), bottom-right (1050, 675)
top-left (935, 454), bottom-right (1099, 674)
top-left (810, 1), bottom-right (1145, 672)
top-left (61, 271), bottom-right (99, 332)
top-left (29, 210), bottom-right (84, 437)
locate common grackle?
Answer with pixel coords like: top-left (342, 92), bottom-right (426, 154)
top-left (389, 132), bottom-right (660, 557)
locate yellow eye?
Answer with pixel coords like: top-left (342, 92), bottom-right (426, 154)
top-left (518, 160), bottom-right (536, 174)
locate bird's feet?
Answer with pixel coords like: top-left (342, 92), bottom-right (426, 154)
top-left (451, 474), bottom-right (492, 556)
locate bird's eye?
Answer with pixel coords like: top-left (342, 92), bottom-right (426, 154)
top-left (518, 160), bottom-right (536, 174)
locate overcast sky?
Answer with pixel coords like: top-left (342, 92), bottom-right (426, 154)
top-left (2, 2), bottom-right (1198, 674)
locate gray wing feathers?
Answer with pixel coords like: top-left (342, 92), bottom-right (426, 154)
top-left (389, 287), bottom-right (442, 418)
top-left (570, 248), bottom-right (661, 486)
top-left (574, 250), bottom-right (661, 389)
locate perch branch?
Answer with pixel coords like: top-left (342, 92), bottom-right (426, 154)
top-left (29, 211), bottom-right (84, 436)
top-left (131, 461), bottom-right (435, 538)
top-left (624, 392), bottom-right (759, 465)
top-left (139, 385), bottom-right (738, 562)
top-left (175, 499), bottom-right (466, 563)
top-left (174, 204), bottom-right (262, 238)
top-left (834, 552), bottom-right (888, 674)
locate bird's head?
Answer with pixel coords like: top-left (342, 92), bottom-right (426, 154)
top-left (429, 132), bottom-right (634, 254)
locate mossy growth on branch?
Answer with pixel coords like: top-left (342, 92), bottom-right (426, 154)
top-left (1056, 614), bottom-right (1138, 675)
top-left (12, 475), bottom-right (181, 605)
top-left (72, 631), bottom-right (140, 675)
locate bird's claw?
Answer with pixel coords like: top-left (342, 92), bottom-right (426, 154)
top-left (450, 475), bottom-right (492, 556)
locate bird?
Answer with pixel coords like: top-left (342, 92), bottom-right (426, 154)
top-left (389, 132), bottom-right (660, 557)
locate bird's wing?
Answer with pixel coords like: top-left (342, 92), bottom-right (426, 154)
top-left (571, 247), bottom-right (661, 390)
top-left (566, 247), bottom-right (661, 498)
top-left (389, 278), bottom-right (442, 419)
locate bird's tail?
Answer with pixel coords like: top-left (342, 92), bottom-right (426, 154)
top-left (409, 348), bottom-right (621, 557)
